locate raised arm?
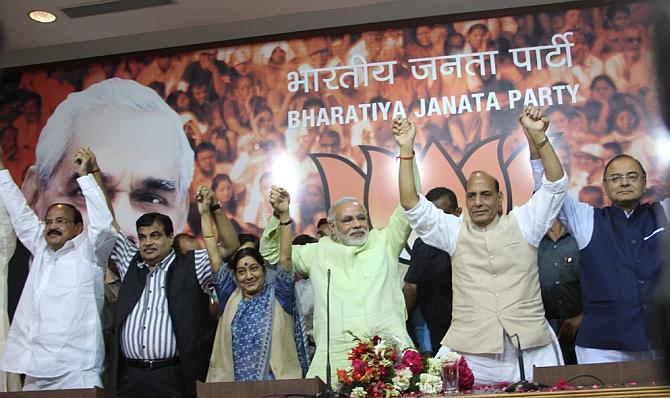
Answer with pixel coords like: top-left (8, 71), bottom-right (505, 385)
top-left (269, 185), bottom-right (293, 273)
top-left (514, 107), bottom-right (569, 246)
top-left (0, 198), bottom-right (16, 271)
top-left (260, 209), bottom-right (316, 277)
top-left (196, 185), bottom-right (224, 273)
top-left (75, 147), bottom-right (120, 232)
top-left (528, 159), bottom-right (594, 249)
top-left (73, 147), bottom-right (117, 264)
top-left (0, 146), bottom-right (43, 253)
top-left (393, 117), bottom-right (419, 210)
top-left (519, 106), bottom-right (564, 182)
top-left (524, 118), bottom-right (594, 249)
top-left (211, 201), bottom-right (240, 260)
top-left (393, 116), bottom-right (461, 255)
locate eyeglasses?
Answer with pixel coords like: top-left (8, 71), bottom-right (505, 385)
top-left (44, 217), bottom-right (75, 226)
top-left (625, 37), bottom-right (642, 44)
top-left (603, 172), bottom-right (645, 185)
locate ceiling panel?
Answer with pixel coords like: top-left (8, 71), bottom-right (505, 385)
top-left (0, 0), bottom-right (576, 67)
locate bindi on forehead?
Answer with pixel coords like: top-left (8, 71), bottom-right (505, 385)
top-left (239, 258), bottom-right (260, 268)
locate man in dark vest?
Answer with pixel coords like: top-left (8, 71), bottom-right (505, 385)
top-left (105, 186), bottom-right (239, 397)
top-left (529, 139), bottom-right (668, 364)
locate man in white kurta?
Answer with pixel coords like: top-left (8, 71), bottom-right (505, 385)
top-left (0, 147), bottom-right (116, 390)
top-left (395, 107), bottom-right (568, 385)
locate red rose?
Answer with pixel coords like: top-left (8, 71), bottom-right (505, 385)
top-left (458, 356), bottom-right (475, 390)
top-left (337, 368), bottom-right (351, 384)
top-left (401, 349), bottom-right (425, 374)
top-left (352, 358), bottom-right (366, 373)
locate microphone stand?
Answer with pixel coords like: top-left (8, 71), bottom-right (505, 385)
top-left (504, 334), bottom-right (539, 393)
top-left (316, 269), bottom-right (344, 398)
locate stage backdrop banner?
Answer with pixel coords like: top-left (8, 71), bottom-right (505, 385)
top-left (0, 0), bottom-right (666, 251)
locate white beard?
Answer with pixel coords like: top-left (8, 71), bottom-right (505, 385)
top-left (335, 229), bottom-right (368, 246)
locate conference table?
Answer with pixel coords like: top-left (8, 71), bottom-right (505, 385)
top-left (0, 360), bottom-right (666, 397)
top-left (425, 385), bottom-right (670, 397)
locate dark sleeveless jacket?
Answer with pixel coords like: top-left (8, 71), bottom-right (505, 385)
top-left (109, 251), bottom-right (216, 395)
top-left (577, 203), bottom-right (667, 351)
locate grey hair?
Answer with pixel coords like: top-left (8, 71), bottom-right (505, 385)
top-left (35, 78), bottom-right (194, 194)
top-left (326, 196), bottom-right (365, 223)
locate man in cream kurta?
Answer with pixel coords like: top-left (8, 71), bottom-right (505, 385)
top-left (395, 106), bottom-right (568, 385)
top-left (261, 200), bottom-right (414, 384)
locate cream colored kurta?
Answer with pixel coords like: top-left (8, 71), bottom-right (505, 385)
top-left (260, 206), bottom-right (414, 384)
top-left (447, 213), bottom-right (550, 353)
top-left (406, 174), bottom-right (568, 354)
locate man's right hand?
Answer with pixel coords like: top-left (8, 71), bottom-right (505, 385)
top-left (392, 117), bottom-right (416, 152)
top-left (0, 145), bottom-right (5, 170)
top-left (519, 106), bottom-right (549, 145)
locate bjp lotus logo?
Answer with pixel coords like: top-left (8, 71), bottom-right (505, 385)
top-left (310, 136), bottom-right (534, 230)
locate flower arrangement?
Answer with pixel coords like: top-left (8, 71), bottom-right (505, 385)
top-left (337, 333), bottom-right (474, 397)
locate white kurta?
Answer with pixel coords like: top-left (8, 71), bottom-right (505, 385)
top-left (0, 197), bottom-right (21, 391)
top-left (0, 170), bottom-right (117, 389)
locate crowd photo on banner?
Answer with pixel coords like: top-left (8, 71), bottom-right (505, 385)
top-left (0, 0), bottom-right (669, 395)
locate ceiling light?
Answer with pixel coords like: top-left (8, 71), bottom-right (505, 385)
top-left (28, 10), bottom-right (57, 23)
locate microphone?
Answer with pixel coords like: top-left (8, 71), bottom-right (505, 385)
top-left (326, 268), bottom-right (332, 388)
top-left (316, 269), bottom-right (343, 398)
top-left (504, 334), bottom-right (539, 393)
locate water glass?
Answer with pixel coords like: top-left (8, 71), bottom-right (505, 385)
top-left (442, 359), bottom-right (459, 394)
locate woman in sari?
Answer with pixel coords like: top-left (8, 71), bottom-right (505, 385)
top-left (200, 185), bottom-right (309, 381)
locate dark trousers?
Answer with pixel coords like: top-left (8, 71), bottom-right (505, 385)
top-left (118, 362), bottom-right (191, 398)
top-left (548, 319), bottom-right (578, 365)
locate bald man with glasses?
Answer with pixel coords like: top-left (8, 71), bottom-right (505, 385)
top-left (529, 136), bottom-right (669, 364)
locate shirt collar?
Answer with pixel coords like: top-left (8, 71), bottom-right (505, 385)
top-left (610, 204), bottom-right (639, 219)
top-left (469, 214), bottom-right (501, 232)
top-left (137, 249), bottom-right (176, 270)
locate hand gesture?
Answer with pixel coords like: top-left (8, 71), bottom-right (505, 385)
top-left (518, 106), bottom-right (549, 144)
top-left (269, 185), bottom-right (290, 216)
top-left (392, 117), bottom-right (416, 150)
top-left (558, 314), bottom-right (582, 343)
top-left (73, 147), bottom-right (99, 176)
top-left (195, 185), bottom-right (214, 214)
